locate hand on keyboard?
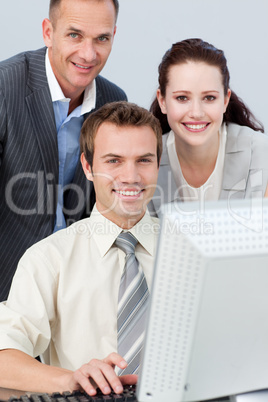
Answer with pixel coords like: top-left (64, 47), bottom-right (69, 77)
top-left (66, 352), bottom-right (137, 397)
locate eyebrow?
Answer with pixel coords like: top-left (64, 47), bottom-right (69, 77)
top-left (67, 26), bottom-right (113, 38)
top-left (101, 153), bottom-right (121, 159)
top-left (138, 153), bottom-right (157, 158)
top-left (67, 26), bottom-right (83, 34)
top-left (202, 90), bottom-right (220, 94)
top-left (101, 152), bottom-right (156, 159)
top-left (172, 90), bottom-right (220, 94)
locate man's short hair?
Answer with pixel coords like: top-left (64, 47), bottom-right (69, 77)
top-left (49, 0), bottom-right (119, 23)
top-left (80, 101), bottom-right (163, 168)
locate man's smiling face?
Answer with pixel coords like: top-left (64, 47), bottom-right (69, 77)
top-left (43, 0), bottom-right (116, 99)
top-left (81, 122), bottom-right (159, 229)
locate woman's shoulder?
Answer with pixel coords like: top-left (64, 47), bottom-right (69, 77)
top-left (227, 122), bottom-right (266, 138)
top-left (226, 123), bottom-right (268, 170)
top-left (227, 123), bottom-right (268, 147)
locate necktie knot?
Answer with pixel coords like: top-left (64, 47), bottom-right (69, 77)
top-left (115, 232), bottom-right (138, 256)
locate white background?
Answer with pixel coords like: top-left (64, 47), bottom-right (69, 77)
top-left (1, 0), bottom-right (267, 130)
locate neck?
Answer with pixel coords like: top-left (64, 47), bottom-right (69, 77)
top-left (175, 132), bottom-right (219, 167)
top-left (67, 92), bottom-right (84, 115)
top-left (110, 215), bottom-right (144, 230)
top-left (174, 133), bottom-right (220, 187)
top-left (97, 205), bottom-right (146, 230)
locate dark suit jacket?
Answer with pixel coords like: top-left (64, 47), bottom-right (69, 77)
top-left (0, 47), bottom-right (127, 301)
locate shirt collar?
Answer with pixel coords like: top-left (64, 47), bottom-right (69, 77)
top-left (45, 49), bottom-right (96, 114)
top-left (128, 211), bottom-right (159, 256)
top-left (88, 206), bottom-right (159, 257)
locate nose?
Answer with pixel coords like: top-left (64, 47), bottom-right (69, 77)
top-left (188, 99), bottom-right (205, 119)
top-left (79, 40), bottom-right (97, 62)
top-left (119, 162), bottom-right (141, 184)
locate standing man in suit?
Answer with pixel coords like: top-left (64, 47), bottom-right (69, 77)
top-left (0, 0), bottom-right (127, 301)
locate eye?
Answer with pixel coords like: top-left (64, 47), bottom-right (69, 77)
top-left (204, 95), bottom-right (216, 101)
top-left (98, 35), bottom-right (110, 42)
top-left (176, 96), bottom-right (188, 102)
top-left (139, 158), bottom-right (152, 163)
top-left (107, 159), bottom-right (119, 164)
top-left (69, 33), bottom-right (79, 39)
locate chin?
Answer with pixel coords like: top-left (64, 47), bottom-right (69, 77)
top-left (119, 207), bottom-right (145, 220)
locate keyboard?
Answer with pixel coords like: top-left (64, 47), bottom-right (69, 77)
top-left (6, 386), bottom-right (137, 402)
top-left (0, 385), bottom-right (235, 402)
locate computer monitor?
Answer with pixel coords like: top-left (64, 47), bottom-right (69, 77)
top-left (137, 198), bottom-right (268, 402)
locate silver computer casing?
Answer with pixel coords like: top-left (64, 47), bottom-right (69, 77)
top-left (137, 198), bottom-right (268, 402)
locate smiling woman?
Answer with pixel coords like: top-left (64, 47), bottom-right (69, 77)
top-left (148, 38), bottom-right (268, 216)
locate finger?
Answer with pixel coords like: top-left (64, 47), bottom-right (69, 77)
top-left (120, 374), bottom-right (138, 386)
top-left (103, 352), bottom-right (127, 370)
top-left (90, 361), bottom-right (124, 394)
top-left (72, 368), bottom-right (98, 396)
top-left (79, 360), bottom-right (123, 395)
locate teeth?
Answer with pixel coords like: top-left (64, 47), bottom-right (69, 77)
top-left (116, 190), bottom-right (141, 196)
top-left (74, 63), bottom-right (90, 69)
top-left (185, 124), bottom-right (207, 130)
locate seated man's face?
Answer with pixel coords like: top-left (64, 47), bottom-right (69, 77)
top-left (83, 122), bottom-right (159, 228)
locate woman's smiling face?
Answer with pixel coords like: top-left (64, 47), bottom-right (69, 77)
top-left (157, 61), bottom-right (231, 148)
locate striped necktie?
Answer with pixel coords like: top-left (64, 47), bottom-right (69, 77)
top-left (115, 231), bottom-right (149, 375)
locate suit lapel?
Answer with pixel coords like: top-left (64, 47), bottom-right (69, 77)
top-left (25, 48), bottom-right (58, 182)
top-left (26, 90), bottom-right (58, 179)
top-left (151, 134), bottom-right (179, 214)
top-left (220, 123), bottom-right (252, 199)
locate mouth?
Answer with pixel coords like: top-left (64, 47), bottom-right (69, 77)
top-left (182, 122), bottom-right (210, 132)
top-left (113, 189), bottom-right (144, 197)
top-left (72, 62), bottom-right (92, 70)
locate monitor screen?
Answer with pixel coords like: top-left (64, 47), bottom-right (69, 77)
top-left (137, 198), bottom-right (268, 402)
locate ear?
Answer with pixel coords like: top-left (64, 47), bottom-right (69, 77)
top-left (156, 89), bottom-right (167, 114)
top-left (81, 153), bottom-right (93, 182)
top-left (109, 25), bottom-right (116, 47)
top-left (224, 88), bottom-right (232, 113)
top-left (42, 18), bottom-right (53, 48)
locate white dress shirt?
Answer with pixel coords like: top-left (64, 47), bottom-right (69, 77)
top-left (0, 207), bottom-right (159, 371)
